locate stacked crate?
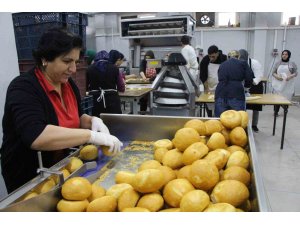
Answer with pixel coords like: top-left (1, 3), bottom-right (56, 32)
top-left (81, 95), bottom-right (93, 115)
top-left (12, 12), bottom-right (88, 59)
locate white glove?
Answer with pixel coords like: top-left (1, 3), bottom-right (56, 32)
top-left (91, 117), bottom-right (110, 134)
top-left (88, 131), bottom-right (123, 156)
top-left (110, 135), bottom-right (124, 156)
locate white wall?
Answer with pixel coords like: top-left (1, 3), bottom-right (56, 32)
top-left (0, 12), bottom-right (19, 199)
top-left (0, 13), bottom-right (20, 145)
top-left (87, 12), bottom-right (300, 95)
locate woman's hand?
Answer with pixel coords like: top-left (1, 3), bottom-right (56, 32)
top-left (274, 74), bottom-right (283, 81)
top-left (286, 74), bottom-right (295, 81)
top-left (88, 131), bottom-right (123, 155)
top-left (91, 117), bottom-right (110, 134)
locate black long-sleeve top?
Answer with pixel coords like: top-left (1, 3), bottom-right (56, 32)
top-left (86, 63), bottom-right (123, 115)
top-left (86, 63), bottom-right (120, 91)
top-left (200, 50), bottom-right (227, 84)
top-left (0, 68), bottom-right (82, 193)
top-left (215, 58), bottom-right (253, 100)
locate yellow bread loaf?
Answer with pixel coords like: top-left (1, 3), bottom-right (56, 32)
top-left (61, 177), bottom-right (92, 201)
top-left (57, 199), bottom-right (89, 212)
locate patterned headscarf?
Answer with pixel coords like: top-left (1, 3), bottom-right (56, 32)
top-left (94, 50), bottom-right (109, 72)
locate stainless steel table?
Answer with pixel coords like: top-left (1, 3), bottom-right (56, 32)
top-left (119, 87), bottom-right (152, 114)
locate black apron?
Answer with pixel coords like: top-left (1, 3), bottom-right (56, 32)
top-left (246, 58), bottom-right (263, 111)
top-left (89, 89), bottom-right (122, 116)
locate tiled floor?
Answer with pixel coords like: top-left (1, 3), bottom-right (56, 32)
top-left (0, 104), bottom-right (300, 211)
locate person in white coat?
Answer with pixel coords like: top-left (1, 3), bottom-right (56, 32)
top-left (272, 50), bottom-right (298, 116)
top-left (180, 35), bottom-right (199, 85)
top-left (239, 49), bottom-right (264, 132)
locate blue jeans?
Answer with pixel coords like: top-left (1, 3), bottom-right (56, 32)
top-left (214, 98), bottom-right (246, 117)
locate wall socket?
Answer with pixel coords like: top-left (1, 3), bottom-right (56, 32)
top-left (272, 48), bottom-right (279, 56)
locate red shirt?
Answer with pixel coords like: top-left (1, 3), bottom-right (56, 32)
top-left (35, 68), bottom-right (80, 128)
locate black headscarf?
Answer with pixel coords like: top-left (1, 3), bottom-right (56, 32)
top-left (108, 50), bottom-right (122, 65)
top-left (144, 50), bottom-right (155, 60)
top-left (281, 50), bottom-right (291, 62)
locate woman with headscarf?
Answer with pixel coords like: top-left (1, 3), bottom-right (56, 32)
top-left (139, 50), bottom-right (160, 112)
top-left (139, 50), bottom-right (158, 81)
top-left (86, 49), bottom-right (125, 116)
top-left (272, 50), bottom-right (298, 115)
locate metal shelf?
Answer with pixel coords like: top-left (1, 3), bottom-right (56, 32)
top-left (128, 27), bottom-right (184, 36)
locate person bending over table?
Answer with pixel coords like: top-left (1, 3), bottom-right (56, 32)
top-left (214, 50), bottom-right (253, 117)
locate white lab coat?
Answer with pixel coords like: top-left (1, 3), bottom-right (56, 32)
top-left (181, 45), bottom-right (199, 84)
top-left (249, 58), bottom-right (263, 85)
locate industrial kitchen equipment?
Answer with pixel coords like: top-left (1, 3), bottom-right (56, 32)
top-left (120, 15), bottom-right (196, 71)
top-left (150, 53), bottom-right (200, 116)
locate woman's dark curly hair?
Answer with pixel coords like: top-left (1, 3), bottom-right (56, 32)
top-left (32, 27), bottom-right (83, 67)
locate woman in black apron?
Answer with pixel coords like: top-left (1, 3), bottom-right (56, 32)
top-left (86, 50), bottom-right (124, 116)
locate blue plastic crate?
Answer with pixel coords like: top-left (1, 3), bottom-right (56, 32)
top-left (15, 24), bottom-right (86, 59)
top-left (81, 96), bottom-right (93, 109)
top-left (18, 48), bottom-right (34, 60)
top-left (12, 12), bottom-right (64, 27)
top-left (83, 106), bottom-right (93, 115)
top-left (13, 13), bottom-right (88, 60)
top-left (65, 13), bottom-right (88, 26)
top-left (12, 12), bottom-right (88, 27)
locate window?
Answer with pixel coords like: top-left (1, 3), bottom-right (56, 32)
top-left (217, 12), bottom-right (237, 27)
top-left (282, 12), bottom-right (299, 25)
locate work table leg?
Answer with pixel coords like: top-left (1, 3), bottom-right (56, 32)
top-left (273, 105), bottom-right (277, 136)
top-left (281, 105), bottom-right (288, 150)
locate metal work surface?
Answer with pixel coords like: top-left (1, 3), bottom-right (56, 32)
top-left (0, 157), bottom-right (97, 212)
top-left (125, 78), bottom-right (151, 84)
top-left (119, 87), bottom-right (152, 114)
top-left (196, 93), bottom-right (292, 105)
top-left (0, 114), bottom-right (270, 211)
top-left (119, 87), bottom-right (152, 97)
top-left (93, 141), bottom-right (154, 189)
top-left (101, 114), bottom-right (270, 212)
